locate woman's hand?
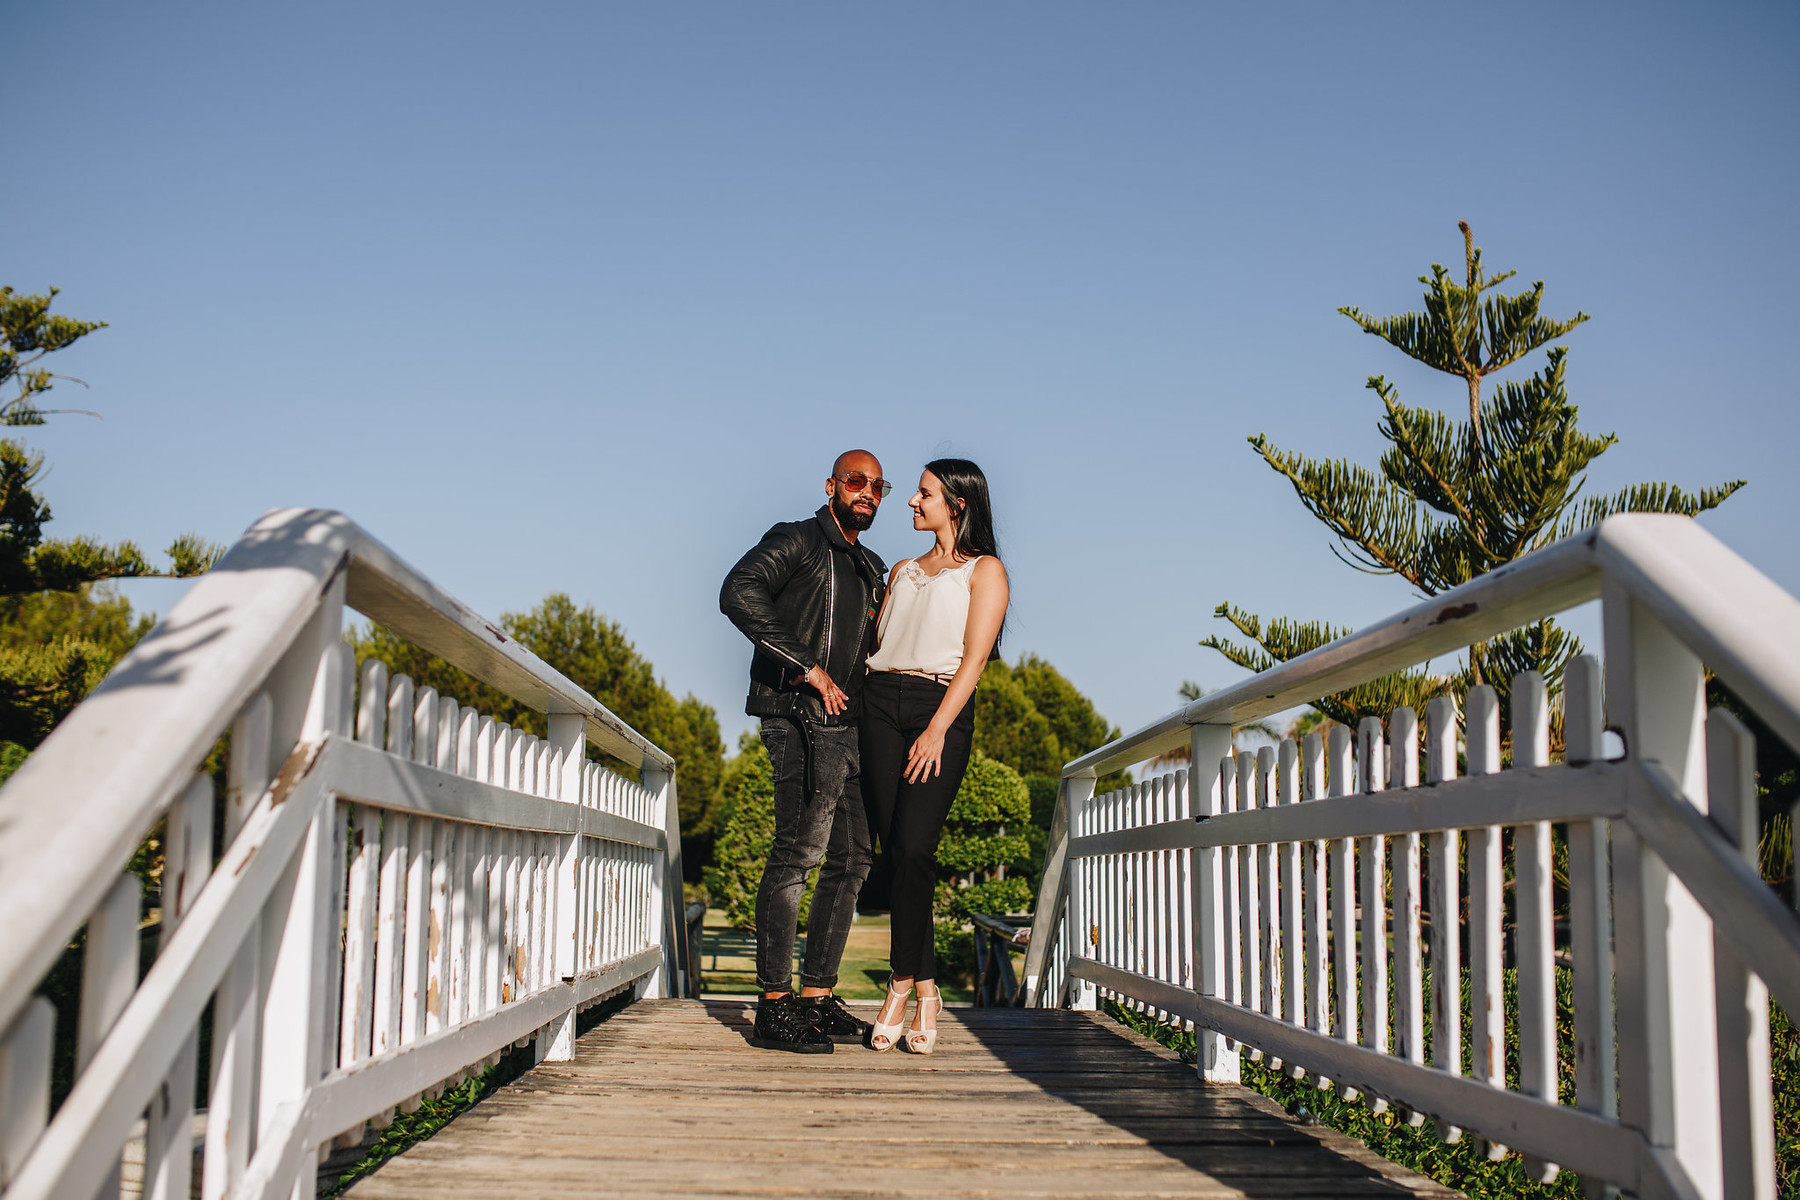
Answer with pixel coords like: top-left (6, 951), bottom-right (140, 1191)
top-left (905, 722), bottom-right (950, 783)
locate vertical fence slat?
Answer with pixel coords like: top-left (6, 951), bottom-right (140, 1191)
top-left (426, 818), bottom-right (455, 1035)
top-left (205, 692), bottom-right (272, 1200)
top-left (81, 873), bottom-right (141, 1200)
top-left (1193, 727), bottom-right (1236, 1077)
top-left (341, 800), bottom-right (381, 1067)
top-left (1257, 747), bottom-right (1280, 1045)
top-left (146, 775), bottom-right (215, 1200)
top-left (1302, 732), bottom-right (1329, 1087)
top-left (401, 815), bottom-right (432, 1045)
top-left (1564, 655), bottom-right (1617, 1129)
top-left (1389, 706), bottom-right (1425, 1126)
top-left (1278, 739), bottom-right (1302, 1062)
top-left (504, 831), bottom-right (523, 1003)
top-left (1236, 752), bottom-right (1260, 1046)
top-left (1328, 724), bottom-right (1357, 1095)
top-left (346, 658), bottom-right (389, 1070)
top-left (1356, 717), bottom-right (1389, 1113)
top-left (486, 829), bottom-right (508, 1008)
top-left (467, 826), bottom-right (491, 1017)
top-left (1425, 694), bottom-right (1463, 1145)
top-left (1465, 684), bottom-right (1507, 1159)
top-left (1709, 707), bottom-right (1776, 1200)
top-left (1511, 671), bottom-right (1559, 1183)
top-left (373, 810), bottom-right (408, 1057)
top-left (0, 998), bottom-right (54, 1190)
top-left (388, 675), bottom-right (415, 761)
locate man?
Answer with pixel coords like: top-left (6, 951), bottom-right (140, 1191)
top-left (720, 450), bottom-right (892, 1052)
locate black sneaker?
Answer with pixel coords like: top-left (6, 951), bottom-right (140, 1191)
top-left (750, 995), bottom-right (833, 1054)
top-left (795, 994), bottom-right (873, 1044)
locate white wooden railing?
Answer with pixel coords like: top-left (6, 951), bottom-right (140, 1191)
top-left (1022, 515), bottom-right (1799, 1200)
top-left (0, 508), bottom-right (688, 1200)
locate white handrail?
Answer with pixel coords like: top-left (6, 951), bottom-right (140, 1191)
top-left (1026, 514), bottom-right (1799, 1200)
top-left (1059, 515), bottom-right (1800, 778)
top-left (0, 508), bottom-right (688, 1200)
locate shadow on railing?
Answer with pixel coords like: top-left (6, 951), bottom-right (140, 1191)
top-left (1021, 515), bottom-right (1800, 1200)
top-left (0, 508), bottom-right (689, 1200)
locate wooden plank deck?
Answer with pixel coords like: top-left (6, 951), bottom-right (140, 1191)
top-left (347, 999), bottom-right (1461, 1199)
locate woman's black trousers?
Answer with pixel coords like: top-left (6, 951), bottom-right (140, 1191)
top-left (859, 670), bottom-right (975, 983)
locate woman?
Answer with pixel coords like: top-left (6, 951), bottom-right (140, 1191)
top-left (860, 458), bottom-right (1009, 1053)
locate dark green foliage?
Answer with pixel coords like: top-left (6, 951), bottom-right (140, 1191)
top-left (0, 439), bottom-right (220, 597)
top-left (1708, 678), bottom-right (1800, 891)
top-left (1, 286), bottom-right (106, 427)
top-left (974, 655), bottom-right (1123, 781)
top-left (1772, 1002), bottom-right (1800, 1197)
top-left (972, 664), bottom-right (1062, 776)
top-left (0, 289), bottom-right (223, 592)
top-left (1011, 654), bottom-right (1117, 765)
top-left (932, 753), bottom-right (1035, 980)
top-left (0, 740), bottom-right (27, 786)
top-left (701, 736), bottom-right (816, 930)
top-left (348, 594), bottom-right (726, 872)
top-left (0, 285), bottom-right (217, 754)
top-left (0, 585), bottom-right (153, 751)
top-left (1204, 224), bottom-right (1745, 733)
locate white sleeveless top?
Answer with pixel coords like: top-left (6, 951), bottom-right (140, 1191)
top-left (866, 556), bottom-right (982, 678)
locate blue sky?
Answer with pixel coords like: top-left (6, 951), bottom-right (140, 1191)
top-left (9, 2), bottom-right (1797, 748)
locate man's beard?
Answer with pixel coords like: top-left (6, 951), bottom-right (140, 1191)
top-left (832, 494), bottom-right (876, 532)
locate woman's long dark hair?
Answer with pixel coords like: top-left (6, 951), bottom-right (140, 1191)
top-left (924, 457), bottom-right (1004, 657)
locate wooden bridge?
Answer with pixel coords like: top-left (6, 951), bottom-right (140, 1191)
top-left (1, 507), bottom-right (1796, 1200)
top-left (347, 1000), bottom-right (1454, 1199)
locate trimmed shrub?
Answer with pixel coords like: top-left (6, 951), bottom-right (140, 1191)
top-left (702, 737), bottom-right (816, 930)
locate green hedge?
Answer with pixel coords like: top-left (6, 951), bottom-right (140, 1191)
top-left (701, 738), bottom-right (816, 930)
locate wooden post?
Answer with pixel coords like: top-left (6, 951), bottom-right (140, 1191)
top-left (254, 571), bottom-right (345, 1182)
top-left (1605, 582), bottom-right (1724, 1200)
top-left (643, 757), bottom-right (686, 999)
top-left (541, 713), bottom-right (587, 1061)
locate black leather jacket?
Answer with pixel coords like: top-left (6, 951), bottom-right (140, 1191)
top-left (720, 506), bottom-right (888, 727)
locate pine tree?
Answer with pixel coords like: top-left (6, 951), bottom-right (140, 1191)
top-left (1203, 223), bottom-right (1746, 732)
top-left (0, 288), bottom-right (221, 595)
top-left (0, 287), bottom-right (222, 767)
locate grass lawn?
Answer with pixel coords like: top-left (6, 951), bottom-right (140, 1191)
top-left (698, 909), bottom-right (972, 1002)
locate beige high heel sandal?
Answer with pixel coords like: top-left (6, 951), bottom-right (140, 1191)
top-left (869, 978), bottom-right (912, 1052)
top-left (904, 991), bottom-right (941, 1054)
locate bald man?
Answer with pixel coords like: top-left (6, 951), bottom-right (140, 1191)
top-left (720, 451), bottom-right (892, 1052)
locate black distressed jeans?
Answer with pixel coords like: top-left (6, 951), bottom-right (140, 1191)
top-left (859, 671), bottom-right (976, 983)
top-left (753, 718), bottom-right (874, 994)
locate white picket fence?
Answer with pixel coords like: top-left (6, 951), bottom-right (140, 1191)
top-left (1022, 514), bottom-right (1800, 1200)
top-left (0, 508), bottom-right (688, 1200)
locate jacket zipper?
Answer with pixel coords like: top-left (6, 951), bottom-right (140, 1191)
top-left (824, 550), bottom-right (836, 686)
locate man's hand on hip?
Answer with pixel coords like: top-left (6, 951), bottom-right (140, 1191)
top-left (795, 665), bottom-right (850, 717)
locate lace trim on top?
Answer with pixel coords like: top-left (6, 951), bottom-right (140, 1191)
top-left (896, 555), bottom-right (982, 588)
